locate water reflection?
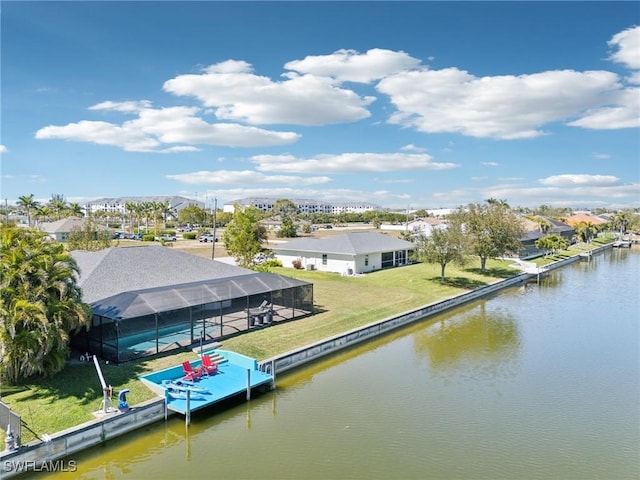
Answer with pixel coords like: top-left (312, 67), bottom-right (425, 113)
top-left (414, 301), bottom-right (520, 374)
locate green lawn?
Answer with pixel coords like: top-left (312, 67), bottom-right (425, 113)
top-left (0, 252), bottom-right (579, 444)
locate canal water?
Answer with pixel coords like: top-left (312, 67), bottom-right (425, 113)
top-left (41, 248), bottom-right (639, 480)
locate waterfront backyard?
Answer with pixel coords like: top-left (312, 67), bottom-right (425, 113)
top-left (25, 241), bottom-right (640, 480)
top-left (0, 237), bottom-right (616, 444)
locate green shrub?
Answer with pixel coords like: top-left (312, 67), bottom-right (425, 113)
top-left (183, 232), bottom-right (197, 240)
top-left (254, 259), bottom-right (283, 272)
top-left (142, 234), bottom-right (155, 242)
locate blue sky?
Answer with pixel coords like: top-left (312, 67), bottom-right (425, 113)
top-left (1, 1), bottom-right (639, 211)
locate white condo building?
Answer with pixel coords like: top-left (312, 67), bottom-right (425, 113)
top-left (223, 198), bottom-right (380, 215)
top-left (84, 196), bottom-right (204, 216)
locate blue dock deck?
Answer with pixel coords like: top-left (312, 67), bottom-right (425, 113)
top-left (139, 350), bottom-right (274, 415)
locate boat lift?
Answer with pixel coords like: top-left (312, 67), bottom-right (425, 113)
top-left (93, 355), bottom-right (115, 415)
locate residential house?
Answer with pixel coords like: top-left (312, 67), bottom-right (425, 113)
top-left (70, 246), bottom-right (313, 362)
top-left (38, 217), bottom-right (110, 242)
top-left (271, 231), bottom-right (416, 275)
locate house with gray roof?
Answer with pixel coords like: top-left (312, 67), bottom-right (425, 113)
top-left (271, 231), bottom-right (416, 275)
top-left (38, 217), bottom-right (110, 242)
top-left (70, 246), bottom-right (313, 362)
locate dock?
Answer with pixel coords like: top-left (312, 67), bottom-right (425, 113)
top-left (139, 350), bottom-right (274, 418)
top-left (613, 240), bottom-right (632, 248)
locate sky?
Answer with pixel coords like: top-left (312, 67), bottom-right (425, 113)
top-left (1, 1), bottom-right (639, 211)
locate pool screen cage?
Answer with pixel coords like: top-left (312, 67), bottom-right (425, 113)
top-left (72, 273), bottom-right (313, 363)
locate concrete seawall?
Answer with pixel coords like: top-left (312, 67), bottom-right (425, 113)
top-left (259, 273), bottom-right (530, 375)
top-left (1, 398), bottom-right (167, 478)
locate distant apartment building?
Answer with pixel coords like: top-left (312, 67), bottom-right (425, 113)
top-left (84, 196), bottom-right (204, 216)
top-left (222, 197), bottom-right (380, 215)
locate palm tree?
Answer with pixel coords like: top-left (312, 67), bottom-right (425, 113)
top-left (125, 202), bottom-right (137, 232)
top-left (574, 221), bottom-right (598, 244)
top-left (157, 201), bottom-right (175, 231)
top-left (0, 226), bottom-right (90, 384)
top-left (34, 205), bottom-right (52, 224)
top-left (537, 217), bottom-right (552, 234)
top-left (66, 202), bottom-right (84, 218)
top-left (16, 194), bottom-right (40, 227)
top-left (611, 212), bottom-right (630, 237)
top-left (48, 194), bottom-right (67, 220)
top-left (140, 202), bottom-right (154, 232)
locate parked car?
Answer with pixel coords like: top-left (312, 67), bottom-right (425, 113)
top-left (198, 234), bottom-right (217, 242)
top-left (157, 234), bottom-right (177, 242)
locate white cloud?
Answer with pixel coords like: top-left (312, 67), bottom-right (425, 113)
top-left (592, 153), bottom-right (611, 160)
top-left (400, 144), bottom-right (426, 153)
top-left (166, 170), bottom-right (331, 185)
top-left (375, 178), bottom-right (414, 184)
top-left (567, 87), bottom-right (640, 129)
top-left (251, 152), bottom-right (458, 174)
top-left (163, 60), bottom-right (375, 126)
top-left (485, 183), bottom-right (640, 203)
top-left (284, 48), bottom-right (421, 83)
top-left (36, 104), bottom-right (300, 151)
top-left (378, 68), bottom-right (631, 139)
top-left (89, 100), bottom-right (153, 113)
top-left (539, 174), bottom-right (619, 187)
top-left (0, 145), bottom-right (7, 154)
top-left (481, 162), bottom-right (500, 167)
top-left (608, 26), bottom-right (640, 70)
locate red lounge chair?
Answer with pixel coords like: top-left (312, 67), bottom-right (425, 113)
top-left (201, 355), bottom-right (218, 376)
top-left (182, 361), bottom-right (202, 381)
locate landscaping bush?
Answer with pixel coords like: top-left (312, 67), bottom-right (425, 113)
top-left (292, 259), bottom-right (303, 269)
top-left (183, 232), bottom-right (197, 240)
top-left (142, 234), bottom-right (155, 242)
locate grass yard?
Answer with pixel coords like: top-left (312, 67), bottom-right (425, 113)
top-left (1, 257), bottom-right (516, 444)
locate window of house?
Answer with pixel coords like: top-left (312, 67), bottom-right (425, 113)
top-left (381, 252), bottom-right (394, 268)
top-left (322, 254), bottom-right (327, 265)
top-left (365, 255), bottom-right (369, 266)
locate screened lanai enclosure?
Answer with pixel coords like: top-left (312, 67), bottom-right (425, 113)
top-left (72, 273), bottom-right (313, 363)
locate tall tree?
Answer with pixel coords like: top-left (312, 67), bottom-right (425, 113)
top-left (17, 194), bottom-right (40, 227)
top-left (415, 220), bottom-right (469, 282)
top-left (574, 221), bottom-right (598, 243)
top-left (0, 226), bottom-right (90, 384)
top-left (535, 234), bottom-right (569, 257)
top-left (278, 216), bottom-right (298, 238)
top-left (223, 205), bottom-right (268, 268)
top-left (66, 202), bottom-right (84, 218)
top-left (271, 199), bottom-right (298, 218)
top-left (462, 201), bottom-right (525, 273)
top-left (48, 194), bottom-right (68, 220)
top-left (157, 201), bottom-right (175, 231)
top-left (177, 205), bottom-right (207, 226)
top-left (35, 205), bottom-right (52, 224)
top-left (610, 212), bottom-right (630, 236)
top-left (66, 220), bottom-right (113, 251)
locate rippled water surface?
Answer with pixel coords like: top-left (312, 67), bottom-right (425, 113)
top-left (41, 248), bottom-right (639, 480)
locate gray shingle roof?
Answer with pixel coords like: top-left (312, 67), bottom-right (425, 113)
top-left (271, 231), bottom-right (415, 255)
top-left (71, 246), bottom-right (253, 304)
top-left (39, 217), bottom-right (109, 233)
